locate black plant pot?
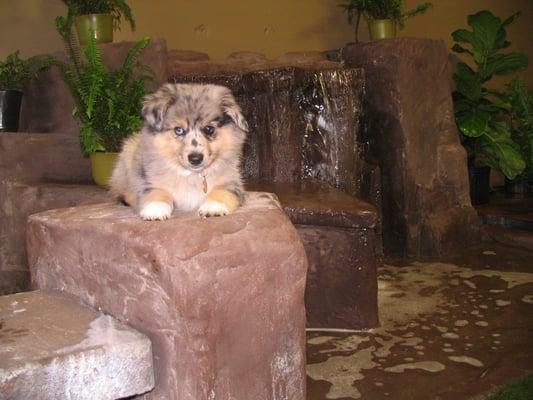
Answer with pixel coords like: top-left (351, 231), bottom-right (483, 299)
top-left (0, 90), bottom-right (23, 132)
top-left (505, 176), bottom-right (531, 195)
top-left (468, 166), bottom-right (491, 205)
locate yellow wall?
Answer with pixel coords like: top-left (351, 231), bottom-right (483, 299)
top-left (1, 0), bottom-right (532, 83)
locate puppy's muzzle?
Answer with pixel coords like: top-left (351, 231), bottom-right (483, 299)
top-left (188, 152), bottom-right (204, 167)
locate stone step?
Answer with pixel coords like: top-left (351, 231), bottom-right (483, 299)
top-left (27, 193), bottom-right (307, 399)
top-left (0, 182), bottom-right (108, 295)
top-left (0, 133), bottom-right (92, 183)
top-left (0, 290), bottom-right (154, 399)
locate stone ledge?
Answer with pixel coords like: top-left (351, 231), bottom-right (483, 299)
top-left (0, 290), bottom-right (154, 399)
top-left (27, 192), bottom-right (307, 399)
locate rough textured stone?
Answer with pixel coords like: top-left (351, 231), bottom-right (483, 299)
top-left (298, 225), bottom-right (378, 329)
top-left (27, 193), bottom-right (307, 400)
top-left (0, 182), bottom-right (108, 295)
top-left (227, 51), bottom-right (268, 63)
top-left (20, 39), bottom-right (168, 135)
top-left (247, 180), bottom-right (377, 229)
top-left (167, 49), bottom-right (210, 62)
top-left (0, 290), bottom-right (154, 399)
top-left (247, 181), bottom-right (379, 329)
top-left (0, 133), bottom-right (91, 183)
top-left (276, 51), bottom-right (328, 65)
top-left (343, 38), bottom-right (480, 257)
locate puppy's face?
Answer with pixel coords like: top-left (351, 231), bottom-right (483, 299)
top-left (142, 83), bottom-right (248, 172)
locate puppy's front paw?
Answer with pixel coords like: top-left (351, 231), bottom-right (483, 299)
top-left (198, 200), bottom-right (229, 217)
top-left (140, 201), bottom-right (173, 221)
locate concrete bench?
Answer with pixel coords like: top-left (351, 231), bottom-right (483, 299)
top-left (27, 192), bottom-right (307, 400)
top-left (0, 290), bottom-right (154, 399)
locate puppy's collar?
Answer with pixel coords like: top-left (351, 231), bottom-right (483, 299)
top-left (200, 172), bottom-right (208, 193)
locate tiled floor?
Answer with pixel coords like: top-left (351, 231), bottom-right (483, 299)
top-left (306, 242), bottom-right (533, 400)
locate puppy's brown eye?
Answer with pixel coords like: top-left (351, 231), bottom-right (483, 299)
top-left (174, 127), bottom-right (185, 136)
top-left (203, 126), bottom-right (215, 136)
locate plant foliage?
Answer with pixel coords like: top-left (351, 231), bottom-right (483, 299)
top-left (339, 0), bottom-right (432, 41)
top-left (452, 10), bottom-right (529, 179)
top-left (61, 0), bottom-right (135, 31)
top-left (0, 51), bottom-right (54, 91)
top-left (506, 77), bottom-right (533, 180)
top-left (55, 15), bottom-right (152, 155)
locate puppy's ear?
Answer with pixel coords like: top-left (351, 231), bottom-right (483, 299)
top-left (142, 84), bottom-right (177, 132)
top-left (220, 90), bottom-right (249, 133)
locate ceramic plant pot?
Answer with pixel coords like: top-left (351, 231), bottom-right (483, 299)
top-left (0, 90), bottom-right (23, 132)
top-left (369, 19), bottom-right (397, 40)
top-left (75, 13), bottom-right (114, 45)
top-left (90, 152), bottom-right (118, 187)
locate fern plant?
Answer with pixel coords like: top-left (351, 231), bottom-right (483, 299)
top-left (55, 15), bottom-right (152, 155)
top-left (61, 0), bottom-right (135, 31)
top-left (339, 0), bottom-right (432, 41)
top-left (0, 51), bottom-right (54, 91)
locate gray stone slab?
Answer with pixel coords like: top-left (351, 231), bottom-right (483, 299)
top-left (0, 290), bottom-right (154, 400)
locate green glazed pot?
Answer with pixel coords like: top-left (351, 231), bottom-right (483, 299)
top-left (369, 19), bottom-right (397, 40)
top-left (90, 152), bottom-right (118, 187)
top-left (75, 14), bottom-right (114, 45)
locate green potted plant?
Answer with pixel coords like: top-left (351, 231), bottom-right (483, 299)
top-left (55, 17), bottom-right (152, 186)
top-left (0, 52), bottom-right (53, 132)
top-left (60, 0), bottom-right (136, 45)
top-left (505, 76), bottom-right (533, 194)
top-left (451, 10), bottom-right (528, 204)
top-left (339, 0), bottom-right (432, 41)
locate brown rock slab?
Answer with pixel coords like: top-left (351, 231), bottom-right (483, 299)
top-left (0, 133), bottom-right (91, 183)
top-left (0, 290), bottom-right (154, 399)
top-left (299, 224), bottom-right (378, 329)
top-left (27, 193), bottom-right (307, 400)
top-left (0, 182), bottom-right (108, 295)
top-left (227, 51), bottom-right (268, 63)
top-left (343, 38), bottom-right (480, 257)
top-left (167, 49), bottom-right (210, 62)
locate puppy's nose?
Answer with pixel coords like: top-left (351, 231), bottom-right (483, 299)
top-left (188, 153), bottom-right (204, 166)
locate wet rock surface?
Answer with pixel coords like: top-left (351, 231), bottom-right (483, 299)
top-left (343, 38), bottom-right (480, 257)
top-left (27, 193), bottom-right (307, 400)
top-left (307, 242), bottom-right (533, 400)
top-left (0, 290), bottom-right (154, 399)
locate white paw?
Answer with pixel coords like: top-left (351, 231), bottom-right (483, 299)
top-left (140, 201), bottom-right (173, 221)
top-left (198, 200), bottom-right (229, 217)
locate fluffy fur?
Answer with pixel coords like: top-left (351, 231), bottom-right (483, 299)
top-left (110, 83), bottom-right (248, 220)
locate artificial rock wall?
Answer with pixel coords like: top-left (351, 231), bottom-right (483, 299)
top-left (343, 38), bottom-right (480, 257)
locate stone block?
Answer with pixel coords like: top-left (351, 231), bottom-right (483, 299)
top-left (27, 193), bottom-right (307, 400)
top-left (342, 38), bottom-right (480, 257)
top-left (0, 133), bottom-right (91, 183)
top-left (0, 290), bottom-right (154, 399)
top-left (0, 182), bottom-right (108, 294)
top-left (298, 225), bottom-right (378, 329)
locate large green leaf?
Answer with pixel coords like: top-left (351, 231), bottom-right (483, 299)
top-left (454, 63), bottom-right (482, 101)
top-left (468, 10), bottom-right (501, 52)
top-left (451, 44), bottom-right (473, 56)
top-left (481, 53), bottom-right (528, 80)
top-left (480, 123), bottom-right (526, 179)
top-left (457, 111), bottom-right (489, 137)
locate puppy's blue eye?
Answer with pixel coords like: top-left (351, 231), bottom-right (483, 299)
top-left (203, 126), bottom-right (215, 136)
top-left (174, 127), bottom-right (185, 136)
